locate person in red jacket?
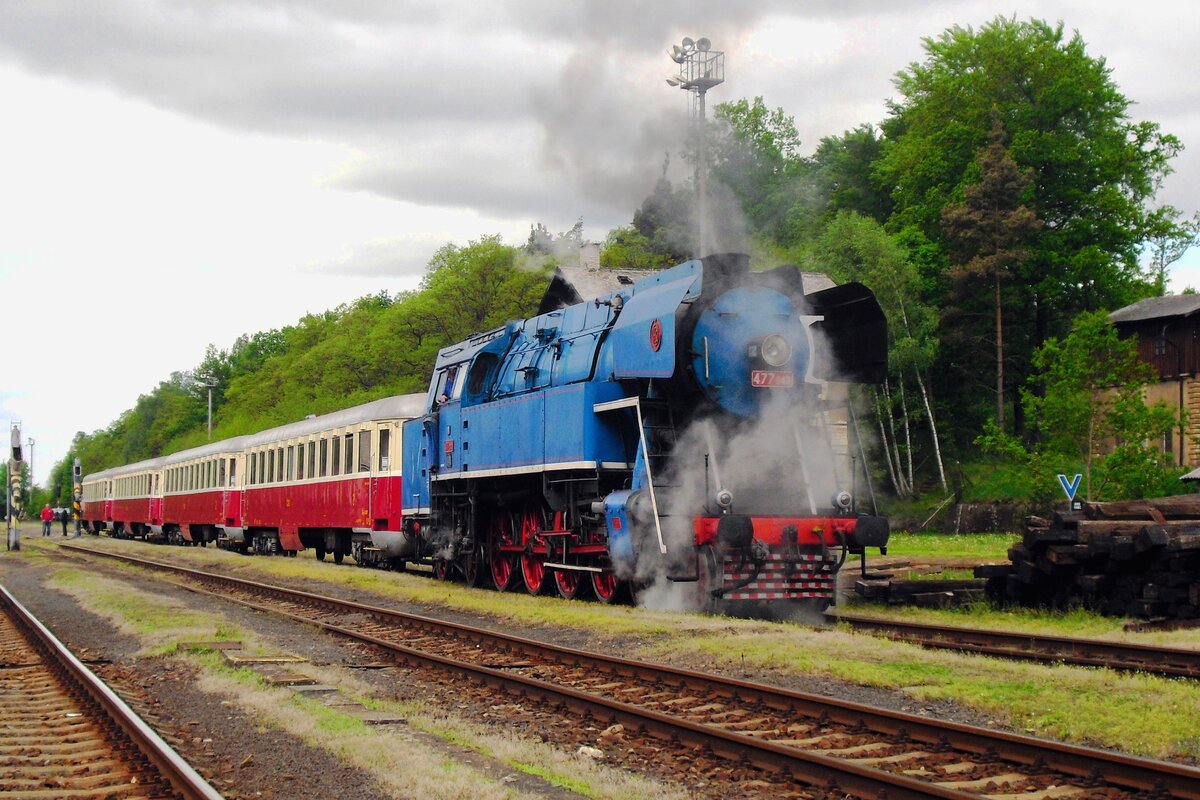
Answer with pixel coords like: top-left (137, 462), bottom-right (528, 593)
top-left (40, 504), bottom-right (53, 537)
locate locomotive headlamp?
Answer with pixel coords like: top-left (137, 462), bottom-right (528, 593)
top-left (759, 334), bottom-right (791, 367)
top-left (715, 488), bottom-right (734, 511)
top-left (832, 491), bottom-right (853, 512)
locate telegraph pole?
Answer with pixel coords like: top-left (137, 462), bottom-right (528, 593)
top-left (196, 375), bottom-right (215, 439)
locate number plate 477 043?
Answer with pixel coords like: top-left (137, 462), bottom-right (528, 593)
top-left (750, 370), bottom-right (794, 388)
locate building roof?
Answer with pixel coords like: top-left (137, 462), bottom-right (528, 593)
top-left (537, 262), bottom-right (660, 314)
top-left (536, 259), bottom-right (840, 315)
top-left (1109, 294), bottom-right (1200, 325)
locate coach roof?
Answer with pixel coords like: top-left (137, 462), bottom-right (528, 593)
top-left (159, 435), bottom-right (254, 467)
top-left (243, 393), bottom-right (426, 448)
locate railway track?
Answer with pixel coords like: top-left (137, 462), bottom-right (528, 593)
top-left (828, 612), bottom-right (1200, 680)
top-left (0, 582), bottom-right (223, 800)
top-left (62, 542), bottom-right (1200, 800)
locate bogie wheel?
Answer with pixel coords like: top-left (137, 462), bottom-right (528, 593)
top-left (333, 549), bottom-right (344, 565)
top-left (315, 544), bottom-right (326, 562)
top-left (434, 558), bottom-right (451, 581)
top-left (554, 567), bottom-right (591, 600)
top-left (488, 512), bottom-right (519, 592)
top-left (590, 572), bottom-right (625, 604)
top-left (695, 545), bottom-right (720, 615)
top-left (464, 542), bottom-right (484, 587)
top-left (519, 503), bottom-right (550, 595)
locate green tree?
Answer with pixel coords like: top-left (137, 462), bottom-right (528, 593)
top-left (941, 117), bottom-right (1042, 433)
top-left (880, 16), bottom-right (1184, 440)
top-left (809, 124), bottom-right (891, 225)
top-left (982, 311), bottom-right (1182, 501)
top-left (815, 212), bottom-right (945, 495)
top-left (599, 226), bottom-right (678, 271)
top-left (630, 174), bottom-right (692, 264)
top-left (711, 96), bottom-right (810, 242)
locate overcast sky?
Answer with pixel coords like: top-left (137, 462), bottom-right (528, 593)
top-left (2, 0), bottom-right (1198, 486)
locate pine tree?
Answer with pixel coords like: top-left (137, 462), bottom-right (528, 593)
top-left (942, 117), bottom-right (1041, 431)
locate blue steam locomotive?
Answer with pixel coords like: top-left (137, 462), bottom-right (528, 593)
top-left (399, 252), bottom-right (890, 611)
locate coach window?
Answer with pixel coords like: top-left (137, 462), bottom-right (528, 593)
top-left (250, 453), bottom-right (257, 485)
top-left (229, 458), bottom-right (237, 487)
top-left (319, 439), bottom-right (328, 477)
top-left (308, 441), bottom-right (317, 478)
top-left (277, 447), bottom-right (284, 481)
top-left (297, 444), bottom-right (306, 480)
top-left (210, 460), bottom-right (216, 488)
top-left (358, 430), bottom-right (372, 472)
top-left (331, 436), bottom-right (342, 477)
top-left (378, 429), bottom-right (390, 470)
top-left (268, 449), bottom-right (276, 483)
top-left (258, 451), bottom-right (266, 484)
top-left (344, 433), bottom-right (354, 475)
top-left (218, 458), bottom-right (226, 488)
top-left (287, 446), bottom-right (295, 481)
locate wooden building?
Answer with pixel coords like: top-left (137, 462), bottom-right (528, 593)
top-left (1110, 294), bottom-right (1200, 466)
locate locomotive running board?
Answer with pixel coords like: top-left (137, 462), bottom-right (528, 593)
top-left (593, 397), bottom-right (667, 555)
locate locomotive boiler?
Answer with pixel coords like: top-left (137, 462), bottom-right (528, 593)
top-left (402, 252), bottom-right (890, 612)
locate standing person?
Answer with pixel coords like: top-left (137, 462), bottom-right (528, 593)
top-left (40, 504), bottom-right (53, 536)
top-left (60, 507), bottom-right (68, 536)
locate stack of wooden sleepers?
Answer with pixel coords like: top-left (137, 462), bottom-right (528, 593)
top-left (978, 493), bottom-right (1200, 619)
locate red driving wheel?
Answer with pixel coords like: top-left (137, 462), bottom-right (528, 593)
top-left (554, 568), bottom-right (589, 600)
top-left (489, 512), bottom-right (518, 592)
top-left (520, 503), bottom-right (549, 595)
top-left (591, 571), bottom-right (623, 604)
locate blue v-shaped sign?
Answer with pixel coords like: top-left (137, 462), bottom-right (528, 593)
top-left (1057, 473), bottom-right (1082, 501)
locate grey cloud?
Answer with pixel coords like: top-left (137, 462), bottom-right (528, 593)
top-left (1, 0), bottom-right (1195, 231)
top-left (326, 134), bottom-right (630, 231)
top-left (303, 236), bottom-right (439, 278)
top-left (0, 1), bottom-right (543, 136)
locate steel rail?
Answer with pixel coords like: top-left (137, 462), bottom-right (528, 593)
top-left (64, 543), bottom-right (1200, 800)
top-left (827, 611), bottom-right (1200, 680)
top-left (0, 582), bottom-right (224, 800)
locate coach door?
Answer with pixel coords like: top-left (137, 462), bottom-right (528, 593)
top-left (358, 426), bottom-right (374, 522)
top-left (221, 454), bottom-right (240, 526)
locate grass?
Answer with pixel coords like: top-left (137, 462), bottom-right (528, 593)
top-left (49, 567), bottom-right (245, 654)
top-left (838, 598), bottom-right (1200, 648)
top-left (898, 568), bottom-right (977, 581)
top-left (62, 535), bottom-right (735, 641)
top-left (42, 547), bottom-right (687, 799)
top-left (881, 530), bottom-right (1019, 560)
top-left (642, 626), bottom-right (1200, 758)
top-left (58, 534), bottom-right (1200, 760)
